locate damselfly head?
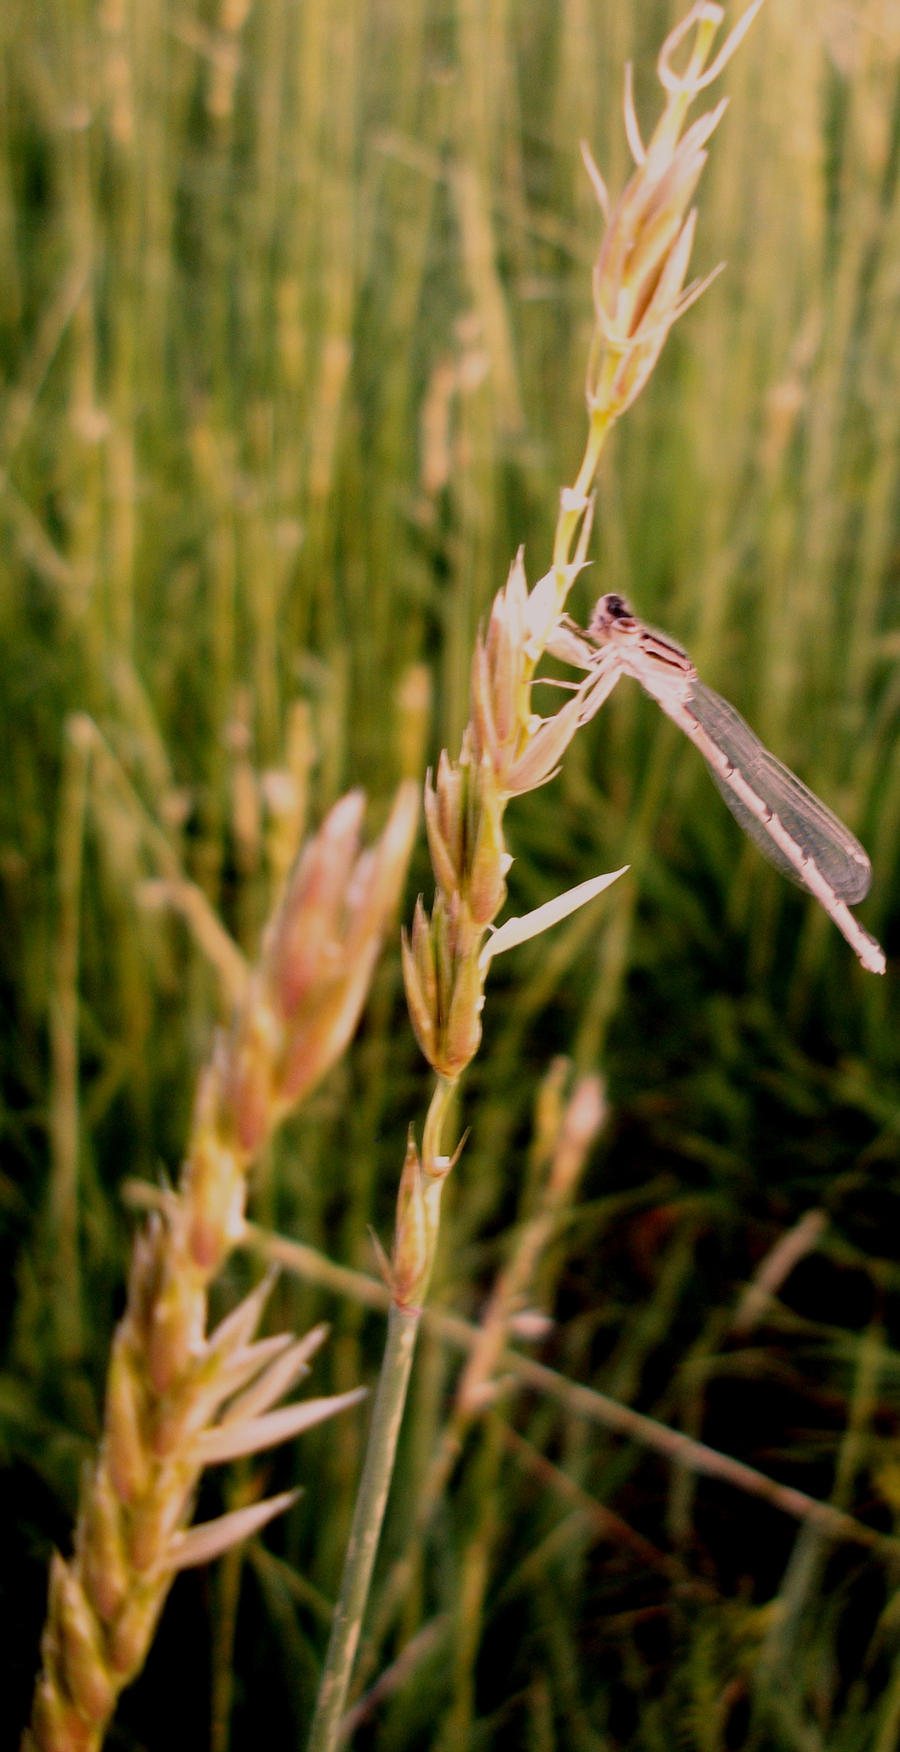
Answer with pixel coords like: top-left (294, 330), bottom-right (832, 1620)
top-left (588, 593), bottom-right (639, 641)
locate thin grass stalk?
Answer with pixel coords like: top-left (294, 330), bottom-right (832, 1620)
top-left (305, 1304), bottom-right (420, 1752)
top-left (375, 1073), bottom-right (605, 1743)
top-left (353, 1068), bottom-right (605, 1689)
top-left (305, 9), bottom-right (768, 1746)
top-left (47, 716), bottom-right (92, 1363)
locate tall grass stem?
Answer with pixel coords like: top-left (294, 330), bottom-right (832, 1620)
top-left (306, 1303), bottom-right (420, 1752)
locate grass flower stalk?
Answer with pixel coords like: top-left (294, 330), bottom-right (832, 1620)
top-left (348, 1065), bottom-right (607, 1703)
top-left (22, 785), bottom-right (417, 1752)
top-left (306, 7), bottom-right (766, 1747)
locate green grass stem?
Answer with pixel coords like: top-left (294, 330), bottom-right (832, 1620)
top-left (305, 1302), bottom-right (421, 1752)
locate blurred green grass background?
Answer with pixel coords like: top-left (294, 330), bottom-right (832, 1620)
top-left (3, 1), bottom-right (900, 1747)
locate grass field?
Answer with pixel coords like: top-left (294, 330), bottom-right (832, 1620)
top-left (3, 1), bottom-right (900, 1748)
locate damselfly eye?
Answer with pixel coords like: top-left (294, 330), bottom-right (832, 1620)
top-left (590, 593), bottom-right (636, 637)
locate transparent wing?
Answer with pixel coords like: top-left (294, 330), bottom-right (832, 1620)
top-left (687, 684), bottom-right (871, 904)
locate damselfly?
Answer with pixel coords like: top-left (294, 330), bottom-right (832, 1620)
top-left (550, 594), bottom-right (885, 974)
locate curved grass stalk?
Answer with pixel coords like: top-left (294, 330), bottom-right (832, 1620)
top-left (305, 9), bottom-right (767, 1747)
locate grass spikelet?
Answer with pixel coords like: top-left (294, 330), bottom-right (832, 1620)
top-left (22, 788), bottom-right (417, 1752)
